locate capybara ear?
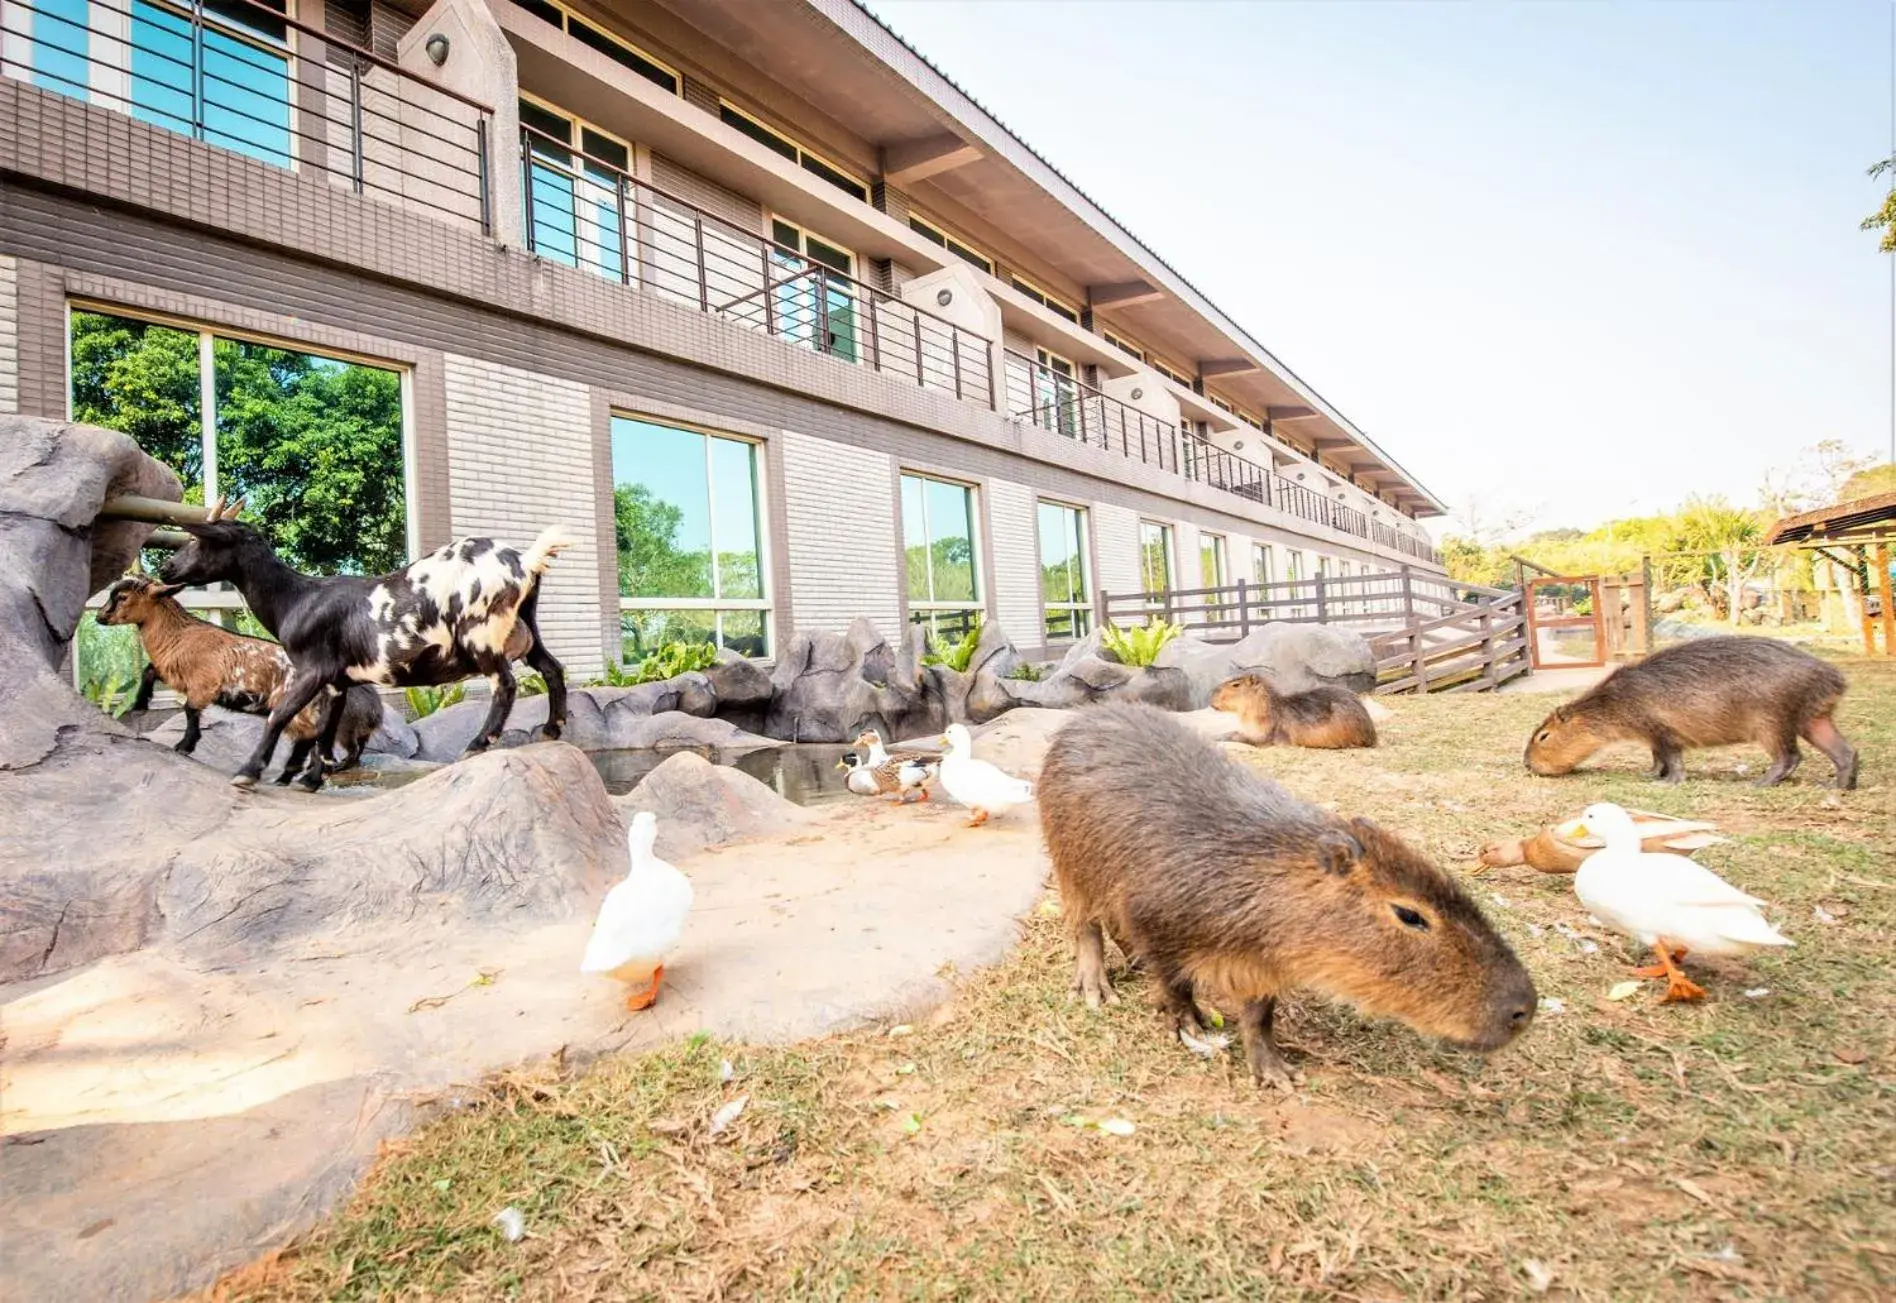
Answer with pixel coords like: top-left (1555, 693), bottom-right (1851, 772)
top-left (1551, 705), bottom-right (1571, 723)
top-left (1316, 829), bottom-right (1362, 876)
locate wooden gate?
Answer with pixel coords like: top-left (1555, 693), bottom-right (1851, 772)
top-left (1525, 575), bottom-right (1605, 669)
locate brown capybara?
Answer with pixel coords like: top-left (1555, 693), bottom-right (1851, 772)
top-left (1210, 673), bottom-right (1376, 749)
top-left (1524, 636), bottom-right (1857, 789)
top-left (1038, 702), bottom-right (1536, 1088)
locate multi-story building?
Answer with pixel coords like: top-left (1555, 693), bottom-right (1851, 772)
top-left (1, 0), bottom-right (1445, 680)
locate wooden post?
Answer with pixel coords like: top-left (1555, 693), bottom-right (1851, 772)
top-left (1877, 543), bottom-right (1895, 656)
top-left (1858, 547), bottom-right (1878, 656)
top-left (1400, 564), bottom-right (1415, 622)
top-left (1481, 604), bottom-right (1498, 688)
top-left (1237, 577), bottom-right (1250, 636)
top-left (1314, 573), bottom-right (1328, 624)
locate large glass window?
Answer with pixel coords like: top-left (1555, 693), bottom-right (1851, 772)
top-left (520, 97), bottom-right (630, 282)
top-left (68, 307), bottom-right (407, 696)
top-left (1037, 500), bottom-right (1091, 642)
top-left (719, 101), bottom-right (867, 202)
top-left (1027, 347), bottom-right (1079, 439)
top-left (901, 473), bottom-right (981, 645)
top-left (8, 0), bottom-right (293, 168)
top-left (1200, 532), bottom-right (1227, 588)
top-left (769, 217), bottom-right (857, 362)
top-left (908, 214), bottom-right (992, 275)
top-left (1138, 520), bottom-right (1172, 596)
top-left (610, 416), bottom-right (769, 660)
top-left (1252, 542), bottom-right (1274, 588)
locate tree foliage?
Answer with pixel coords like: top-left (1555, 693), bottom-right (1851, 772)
top-left (1839, 462), bottom-right (1896, 500)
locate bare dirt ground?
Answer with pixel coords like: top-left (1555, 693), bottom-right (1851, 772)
top-left (177, 663), bottom-right (1896, 1297)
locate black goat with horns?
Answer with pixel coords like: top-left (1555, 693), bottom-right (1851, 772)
top-left (158, 497), bottom-right (576, 790)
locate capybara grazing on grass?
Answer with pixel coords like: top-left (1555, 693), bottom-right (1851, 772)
top-left (1524, 636), bottom-right (1857, 789)
top-left (1210, 673), bottom-right (1376, 749)
top-left (1038, 702), bottom-right (1536, 1088)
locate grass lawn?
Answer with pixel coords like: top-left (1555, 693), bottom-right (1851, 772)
top-left (208, 659), bottom-right (1895, 1302)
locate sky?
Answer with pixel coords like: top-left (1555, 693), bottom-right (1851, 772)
top-left (864, 0), bottom-right (1895, 538)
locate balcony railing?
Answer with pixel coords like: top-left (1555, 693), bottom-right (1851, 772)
top-left (521, 124), bottom-right (993, 405)
top-left (1, 0), bottom-right (493, 230)
top-left (1002, 349), bottom-right (1182, 473)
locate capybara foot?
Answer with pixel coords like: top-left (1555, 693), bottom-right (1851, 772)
top-left (1071, 973), bottom-right (1118, 1010)
top-left (1249, 1048), bottom-right (1300, 1091)
top-left (1835, 753), bottom-right (1860, 791)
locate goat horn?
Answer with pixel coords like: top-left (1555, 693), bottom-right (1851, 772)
top-left (206, 495), bottom-right (227, 521)
top-left (228, 496), bottom-right (246, 518)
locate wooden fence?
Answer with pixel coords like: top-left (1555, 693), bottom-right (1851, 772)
top-left (1097, 567), bottom-right (1529, 694)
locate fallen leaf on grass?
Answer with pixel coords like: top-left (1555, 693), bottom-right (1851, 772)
top-left (1521, 1259), bottom-right (1555, 1293)
top-left (900, 1112), bottom-right (924, 1135)
top-left (493, 1207), bottom-right (525, 1242)
top-left (1607, 981), bottom-right (1643, 1002)
top-left (1813, 905), bottom-right (1839, 925)
top-left (886, 1024), bottom-right (914, 1038)
top-left (1832, 1047), bottom-right (1869, 1066)
top-left (719, 1059), bottom-right (734, 1083)
top-left (1743, 988), bottom-right (1771, 999)
top-left (709, 1095), bottom-right (749, 1136)
top-left (1673, 1177), bottom-right (1717, 1207)
top-left (1097, 1118), bottom-right (1136, 1137)
top-left (1537, 998), bottom-right (1567, 1016)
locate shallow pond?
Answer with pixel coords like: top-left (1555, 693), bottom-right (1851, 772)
top-left (589, 743), bottom-right (860, 807)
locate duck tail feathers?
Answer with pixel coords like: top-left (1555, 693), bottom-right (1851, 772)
top-left (1718, 907), bottom-right (1794, 948)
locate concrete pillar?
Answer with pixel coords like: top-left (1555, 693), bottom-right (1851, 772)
top-left (397, 0), bottom-right (524, 248)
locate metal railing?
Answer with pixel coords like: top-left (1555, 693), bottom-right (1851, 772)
top-left (1099, 570), bottom-right (1524, 692)
top-left (521, 124), bottom-right (993, 404)
top-left (1001, 349), bottom-right (1182, 473)
top-left (2, 0), bottom-right (492, 230)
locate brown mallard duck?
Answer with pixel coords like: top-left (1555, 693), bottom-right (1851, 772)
top-left (1478, 808), bottom-right (1724, 874)
top-left (840, 730), bottom-right (938, 802)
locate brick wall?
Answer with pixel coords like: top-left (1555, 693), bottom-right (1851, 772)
top-left (778, 429), bottom-right (902, 638)
top-left (0, 255), bottom-right (16, 414)
top-left (1091, 502), bottom-right (1141, 604)
top-left (442, 353), bottom-right (604, 678)
top-left (987, 477), bottom-right (1041, 647)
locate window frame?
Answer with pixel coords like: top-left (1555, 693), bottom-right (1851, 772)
top-left (610, 414), bottom-right (773, 659)
top-left (899, 470), bottom-right (985, 639)
top-left (1035, 498), bottom-right (1092, 643)
top-left (1102, 329), bottom-right (1146, 363)
top-left (1199, 531), bottom-right (1228, 588)
top-left (1252, 542), bottom-right (1274, 588)
top-left (718, 98), bottom-right (868, 202)
top-left (907, 212), bottom-right (993, 275)
top-left (1009, 274), bottom-right (1080, 323)
top-left (518, 92), bottom-right (635, 279)
top-left (515, 0), bottom-right (681, 96)
top-left (1150, 356), bottom-right (1193, 388)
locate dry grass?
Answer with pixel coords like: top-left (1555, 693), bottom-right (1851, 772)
top-left (204, 660), bottom-right (1896, 1302)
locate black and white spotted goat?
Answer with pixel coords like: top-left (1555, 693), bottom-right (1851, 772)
top-left (159, 498), bottom-right (575, 791)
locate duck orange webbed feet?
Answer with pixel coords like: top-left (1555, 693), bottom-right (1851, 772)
top-left (624, 963), bottom-right (665, 1012)
top-left (1636, 943), bottom-right (1706, 1003)
top-left (966, 807), bottom-right (989, 828)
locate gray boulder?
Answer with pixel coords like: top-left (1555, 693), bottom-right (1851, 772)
top-left (613, 750), bottom-right (814, 860)
top-left (409, 675), bottom-right (738, 760)
top-left (763, 618), bottom-right (944, 742)
top-left (367, 702), bottom-right (420, 758)
top-left (1156, 623), bottom-right (1378, 702)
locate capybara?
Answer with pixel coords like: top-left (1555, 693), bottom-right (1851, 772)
top-left (1211, 672), bottom-right (1376, 749)
top-left (1524, 636), bottom-right (1857, 789)
top-left (1038, 702), bottom-right (1537, 1088)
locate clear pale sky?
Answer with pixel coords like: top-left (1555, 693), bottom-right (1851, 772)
top-left (864, 0), bottom-right (1894, 537)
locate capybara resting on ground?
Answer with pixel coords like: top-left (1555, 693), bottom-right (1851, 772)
top-left (1038, 702), bottom-right (1537, 1088)
top-left (1524, 636), bottom-right (1857, 789)
top-left (1210, 673), bottom-right (1376, 749)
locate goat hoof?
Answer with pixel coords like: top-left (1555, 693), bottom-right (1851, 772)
top-left (296, 773), bottom-right (326, 793)
top-left (172, 739), bottom-right (196, 754)
top-left (537, 724), bottom-right (563, 742)
top-left (272, 772), bottom-right (296, 787)
top-left (230, 773), bottom-right (258, 789)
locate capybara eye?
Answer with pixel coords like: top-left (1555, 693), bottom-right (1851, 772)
top-left (1392, 904), bottom-right (1430, 931)
top-left (1535, 730), bottom-right (1550, 743)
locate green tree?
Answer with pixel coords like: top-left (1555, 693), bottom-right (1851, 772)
top-left (613, 483), bottom-right (712, 597)
top-left (69, 312), bottom-right (202, 493)
top-left (214, 342), bottom-right (405, 574)
top-left (1863, 157), bottom-right (1896, 252)
top-left (1674, 496), bottom-right (1766, 626)
top-left (1839, 462), bottom-right (1896, 500)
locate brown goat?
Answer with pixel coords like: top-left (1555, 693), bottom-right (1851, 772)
top-left (98, 576), bottom-right (381, 783)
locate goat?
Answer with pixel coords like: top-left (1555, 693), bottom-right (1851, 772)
top-left (98, 575), bottom-right (383, 783)
top-left (158, 501), bottom-right (574, 791)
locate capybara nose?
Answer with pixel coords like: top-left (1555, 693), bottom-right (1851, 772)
top-left (1509, 1003), bottom-right (1534, 1026)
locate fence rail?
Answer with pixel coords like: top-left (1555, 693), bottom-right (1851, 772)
top-left (522, 124), bottom-right (993, 405)
top-left (1099, 568), bottom-right (1525, 693)
top-left (2, 0), bottom-right (492, 230)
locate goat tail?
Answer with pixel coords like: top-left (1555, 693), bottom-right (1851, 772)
top-left (522, 525), bottom-right (580, 578)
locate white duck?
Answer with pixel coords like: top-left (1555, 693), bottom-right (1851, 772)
top-left (1556, 802), bottom-right (1791, 1003)
top-left (938, 722), bottom-right (1034, 827)
top-left (580, 811), bottom-right (693, 1011)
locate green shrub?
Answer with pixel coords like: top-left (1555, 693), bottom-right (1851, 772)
top-left (1100, 618), bottom-right (1183, 668)
top-left (82, 674), bottom-right (141, 718)
top-left (589, 641), bottom-right (720, 687)
top-left (921, 620), bottom-right (983, 673)
top-left (516, 672), bottom-right (548, 698)
top-left (404, 683), bottom-right (466, 719)
top-left (1004, 662), bottom-right (1044, 682)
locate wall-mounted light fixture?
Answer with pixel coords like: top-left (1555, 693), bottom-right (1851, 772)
top-left (935, 288), bottom-right (953, 308)
top-left (1129, 387), bottom-right (1143, 401)
top-left (424, 32), bottom-right (450, 65)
